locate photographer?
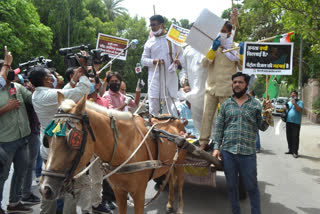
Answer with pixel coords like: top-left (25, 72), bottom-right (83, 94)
top-left (284, 90), bottom-right (304, 158)
top-left (0, 47), bottom-right (34, 213)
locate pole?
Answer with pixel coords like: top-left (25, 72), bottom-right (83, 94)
top-left (68, 6), bottom-right (70, 47)
top-left (153, 5), bottom-right (156, 15)
top-left (298, 36), bottom-right (303, 99)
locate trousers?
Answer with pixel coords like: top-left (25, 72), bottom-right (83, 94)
top-left (286, 122), bottom-right (301, 154)
top-left (221, 150), bottom-right (261, 214)
top-left (199, 92), bottom-right (227, 145)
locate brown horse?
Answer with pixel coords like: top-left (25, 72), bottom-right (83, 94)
top-left (40, 92), bottom-right (186, 214)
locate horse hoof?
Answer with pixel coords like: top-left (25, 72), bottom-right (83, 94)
top-left (166, 207), bottom-right (175, 214)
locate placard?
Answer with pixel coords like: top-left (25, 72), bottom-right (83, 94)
top-left (185, 9), bottom-right (225, 56)
top-left (96, 33), bottom-right (129, 60)
top-left (166, 24), bottom-right (190, 46)
top-left (243, 42), bottom-right (294, 75)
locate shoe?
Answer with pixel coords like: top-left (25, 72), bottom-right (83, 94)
top-left (7, 202), bottom-right (32, 213)
top-left (21, 193), bottom-right (40, 205)
top-left (256, 149), bottom-right (260, 153)
top-left (0, 207), bottom-right (6, 214)
top-left (92, 203), bottom-right (112, 214)
top-left (293, 153), bottom-right (298, 158)
top-left (107, 201), bottom-right (116, 210)
top-left (285, 151), bottom-right (293, 154)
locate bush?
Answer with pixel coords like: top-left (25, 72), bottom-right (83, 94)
top-left (313, 96), bottom-right (320, 109)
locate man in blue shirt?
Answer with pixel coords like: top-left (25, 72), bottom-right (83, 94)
top-left (285, 90), bottom-right (304, 158)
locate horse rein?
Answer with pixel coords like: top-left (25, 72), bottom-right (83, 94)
top-left (41, 109), bottom-right (96, 184)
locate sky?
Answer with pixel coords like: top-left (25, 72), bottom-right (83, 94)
top-left (123, 0), bottom-right (233, 23)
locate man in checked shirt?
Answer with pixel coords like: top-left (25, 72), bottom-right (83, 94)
top-left (212, 72), bottom-right (273, 214)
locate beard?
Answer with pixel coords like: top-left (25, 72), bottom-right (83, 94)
top-left (233, 87), bottom-right (248, 98)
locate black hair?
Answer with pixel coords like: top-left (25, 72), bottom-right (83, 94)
top-left (106, 72), bottom-right (122, 83)
top-left (65, 67), bottom-right (75, 82)
top-left (150, 15), bottom-right (165, 24)
top-left (94, 76), bottom-right (100, 84)
top-left (28, 65), bottom-right (48, 87)
top-left (224, 21), bottom-right (232, 33)
top-left (291, 90), bottom-right (298, 95)
top-left (231, 72), bottom-right (250, 85)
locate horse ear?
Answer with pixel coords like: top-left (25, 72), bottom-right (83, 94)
top-left (74, 94), bottom-right (87, 115)
top-left (57, 92), bottom-right (65, 106)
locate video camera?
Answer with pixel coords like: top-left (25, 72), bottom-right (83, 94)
top-left (19, 56), bottom-right (53, 76)
top-left (58, 44), bottom-right (110, 77)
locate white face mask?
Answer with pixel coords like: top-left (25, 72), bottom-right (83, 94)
top-left (219, 32), bottom-right (228, 40)
top-left (152, 28), bottom-right (163, 36)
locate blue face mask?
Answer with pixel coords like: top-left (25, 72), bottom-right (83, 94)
top-left (51, 74), bottom-right (57, 88)
top-left (89, 83), bottom-right (95, 95)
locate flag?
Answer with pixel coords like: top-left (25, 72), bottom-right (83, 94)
top-left (264, 31), bottom-right (294, 99)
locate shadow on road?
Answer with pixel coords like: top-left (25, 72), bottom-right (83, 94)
top-left (139, 176), bottom-right (298, 214)
top-left (298, 207), bottom-right (320, 214)
top-left (301, 167), bottom-right (320, 176)
top-left (299, 155), bottom-right (320, 162)
top-left (259, 149), bottom-right (276, 156)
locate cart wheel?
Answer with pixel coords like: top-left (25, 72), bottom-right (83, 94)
top-left (238, 174), bottom-right (247, 200)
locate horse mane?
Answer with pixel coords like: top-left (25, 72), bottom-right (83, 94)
top-left (60, 99), bottom-right (132, 121)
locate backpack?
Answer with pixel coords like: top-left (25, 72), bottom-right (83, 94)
top-left (280, 104), bottom-right (293, 122)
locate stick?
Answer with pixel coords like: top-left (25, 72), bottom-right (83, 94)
top-left (222, 35), bottom-right (279, 53)
top-left (266, 75), bottom-right (270, 100)
top-left (153, 5), bottom-right (156, 15)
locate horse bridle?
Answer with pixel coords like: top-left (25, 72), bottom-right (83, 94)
top-left (41, 108), bottom-right (96, 184)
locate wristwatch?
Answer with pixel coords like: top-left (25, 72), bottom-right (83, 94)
top-left (70, 79), bottom-right (76, 85)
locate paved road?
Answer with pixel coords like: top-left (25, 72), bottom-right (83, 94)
top-left (2, 116), bottom-right (320, 214)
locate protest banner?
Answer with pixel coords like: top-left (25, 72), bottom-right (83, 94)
top-left (243, 42), bottom-right (294, 75)
top-left (166, 24), bottom-right (190, 46)
top-left (96, 33), bottom-right (129, 60)
top-left (185, 8), bottom-right (225, 56)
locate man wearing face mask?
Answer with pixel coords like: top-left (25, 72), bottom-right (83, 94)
top-left (285, 90), bottom-right (304, 158)
top-left (141, 14), bottom-right (184, 117)
top-left (199, 9), bottom-right (244, 149)
top-left (212, 72), bottom-right (273, 214)
top-left (28, 65), bottom-right (91, 214)
top-left (0, 48), bottom-right (35, 213)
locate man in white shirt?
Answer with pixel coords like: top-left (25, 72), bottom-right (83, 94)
top-left (28, 65), bottom-right (91, 214)
top-left (141, 15), bottom-right (183, 117)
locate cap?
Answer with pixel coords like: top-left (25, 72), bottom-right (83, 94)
top-left (14, 68), bottom-right (21, 75)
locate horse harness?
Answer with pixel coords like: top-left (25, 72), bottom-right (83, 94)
top-left (41, 108), bottom-right (96, 185)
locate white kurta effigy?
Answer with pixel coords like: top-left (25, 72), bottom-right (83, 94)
top-left (141, 34), bottom-right (183, 99)
top-left (179, 46), bottom-right (207, 132)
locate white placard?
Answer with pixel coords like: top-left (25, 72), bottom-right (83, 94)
top-left (185, 8), bottom-right (225, 56)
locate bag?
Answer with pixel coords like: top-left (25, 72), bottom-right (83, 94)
top-left (280, 105), bottom-right (293, 122)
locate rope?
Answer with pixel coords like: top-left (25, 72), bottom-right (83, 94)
top-left (102, 118), bottom-right (171, 180)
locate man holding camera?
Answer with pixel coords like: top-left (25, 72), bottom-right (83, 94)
top-left (285, 90), bottom-right (304, 158)
top-left (0, 47), bottom-right (34, 214)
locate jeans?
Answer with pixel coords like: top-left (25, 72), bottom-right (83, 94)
top-left (36, 141), bottom-right (43, 178)
top-left (22, 133), bottom-right (40, 198)
top-left (256, 131), bottom-right (260, 150)
top-left (221, 150), bottom-right (261, 214)
top-left (286, 122), bottom-right (301, 154)
top-left (0, 135), bottom-right (30, 205)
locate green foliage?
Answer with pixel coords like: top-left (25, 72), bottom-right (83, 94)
top-left (313, 96), bottom-right (320, 109)
top-left (103, 0), bottom-right (127, 21)
top-left (0, 0), bottom-right (52, 67)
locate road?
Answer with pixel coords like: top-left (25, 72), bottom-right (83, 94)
top-left (2, 116), bottom-right (320, 214)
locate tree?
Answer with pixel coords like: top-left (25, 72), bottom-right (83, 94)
top-left (103, 0), bottom-right (127, 21)
top-left (0, 0), bottom-right (52, 67)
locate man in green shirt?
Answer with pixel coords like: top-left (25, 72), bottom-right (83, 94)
top-left (0, 55), bottom-right (33, 213)
top-left (213, 72), bottom-right (272, 214)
